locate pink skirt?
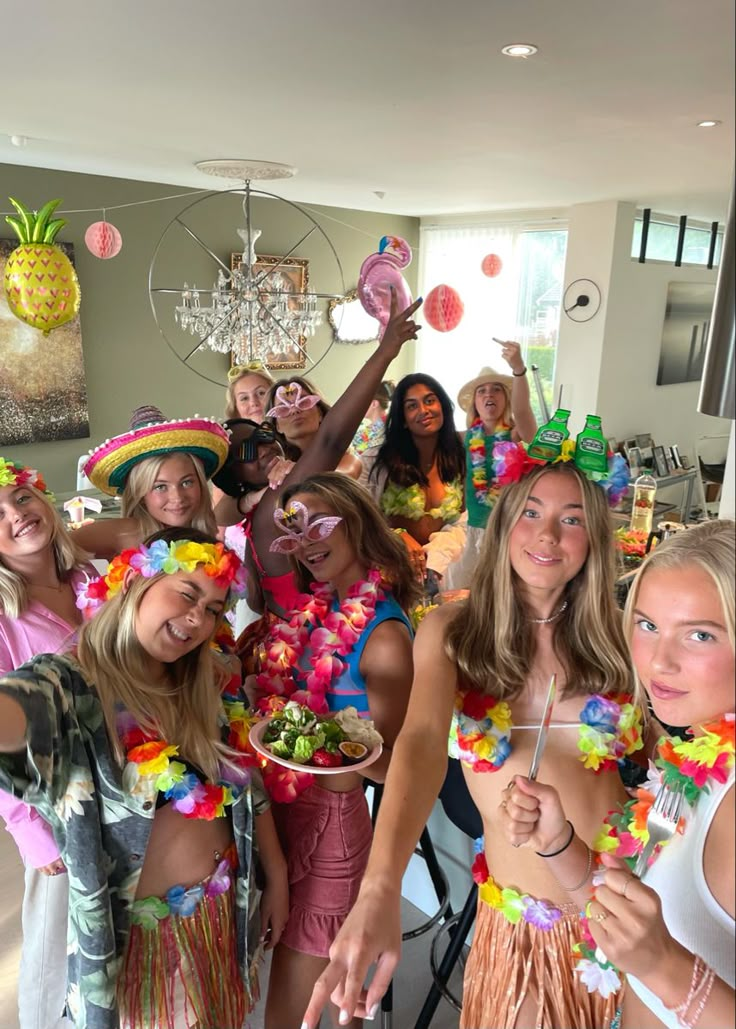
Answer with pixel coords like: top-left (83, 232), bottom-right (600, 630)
top-left (273, 784), bottom-right (372, 957)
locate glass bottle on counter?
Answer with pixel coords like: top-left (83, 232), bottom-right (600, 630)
top-left (629, 473), bottom-right (657, 534)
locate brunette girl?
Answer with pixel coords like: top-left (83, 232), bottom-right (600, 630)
top-left (303, 440), bottom-right (635, 1029)
top-left (256, 473), bottom-right (419, 1028)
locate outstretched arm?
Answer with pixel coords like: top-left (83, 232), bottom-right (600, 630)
top-left (497, 340), bottom-right (537, 443)
top-left (72, 517), bottom-right (142, 560)
top-left (253, 293), bottom-right (422, 575)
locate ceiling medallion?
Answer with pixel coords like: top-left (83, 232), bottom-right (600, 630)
top-left (195, 159), bottom-right (297, 181)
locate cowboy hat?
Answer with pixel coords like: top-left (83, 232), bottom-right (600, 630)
top-left (457, 367), bottom-right (514, 428)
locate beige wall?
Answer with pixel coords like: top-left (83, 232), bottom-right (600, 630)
top-left (0, 163), bottom-right (419, 490)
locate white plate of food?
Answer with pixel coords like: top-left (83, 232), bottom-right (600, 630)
top-left (248, 701), bottom-right (383, 775)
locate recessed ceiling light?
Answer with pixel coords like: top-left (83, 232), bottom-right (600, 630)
top-left (9, 135), bottom-right (28, 147)
top-left (501, 43), bottom-right (538, 58)
top-left (697, 120), bottom-right (721, 128)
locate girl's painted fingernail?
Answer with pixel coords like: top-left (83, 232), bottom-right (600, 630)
top-left (368, 1002), bottom-right (380, 1018)
top-left (416, 296), bottom-right (423, 303)
top-left (339, 1011), bottom-right (350, 1025)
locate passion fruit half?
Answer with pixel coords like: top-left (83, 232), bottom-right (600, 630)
top-left (338, 741), bottom-right (369, 763)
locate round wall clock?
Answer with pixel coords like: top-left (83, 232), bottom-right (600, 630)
top-left (563, 278), bottom-right (602, 322)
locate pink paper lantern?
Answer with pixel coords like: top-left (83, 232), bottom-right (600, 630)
top-left (481, 253), bottom-right (503, 277)
top-left (424, 284), bottom-right (464, 333)
top-left (85, 220), bottom-right (122, 260)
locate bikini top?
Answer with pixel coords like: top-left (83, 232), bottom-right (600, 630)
top-left (242, 511), bottom-right (301, 616)
top-left (380, 477), bottom-right (464, 523)
top-left (448, 688), bottom-right (644, 774)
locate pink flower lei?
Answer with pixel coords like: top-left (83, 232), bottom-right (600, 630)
top-left (255, 569), bottom-right (384, 716)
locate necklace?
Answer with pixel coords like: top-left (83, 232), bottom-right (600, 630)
top-left (529, 600), bottom-right (568, 624)
top-left (575, 714), bottom-right (735, 998)
top-left (467, 420), bottom-right (512, 508)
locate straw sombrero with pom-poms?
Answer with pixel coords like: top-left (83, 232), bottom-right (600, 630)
top-left (84, 406), bottom-right (230, 496)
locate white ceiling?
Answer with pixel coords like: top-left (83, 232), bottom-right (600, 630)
top-left (1, 0), bottom-right (733, 220)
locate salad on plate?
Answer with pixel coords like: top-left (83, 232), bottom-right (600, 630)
top-left (259, 701), bottom-right (382, 769)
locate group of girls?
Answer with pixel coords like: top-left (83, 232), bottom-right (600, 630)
top-left (1, 284), bottom-right (733, 1029)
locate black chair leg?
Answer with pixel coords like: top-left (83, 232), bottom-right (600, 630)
top-left (414, 886), bottom-right (477, 1029)
top-left (417, 828), bottom-right (454, 921)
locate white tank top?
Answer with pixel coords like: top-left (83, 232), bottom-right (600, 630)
top-left (627, 770), bottom-right (735, 1026)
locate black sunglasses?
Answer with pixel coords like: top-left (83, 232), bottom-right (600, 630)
top-left (235, 424), bottom-right (277, 463)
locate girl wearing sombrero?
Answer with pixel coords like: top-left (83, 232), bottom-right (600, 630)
top-left (446, 341), bottom-right (537, 589)
top-left (74, 407), bottom-right (230, 560)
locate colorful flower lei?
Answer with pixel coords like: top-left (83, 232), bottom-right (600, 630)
top-left (118, 697), bottom-right (261, 821)
top-left (491, 439), bottom-right (630, 507)
top-left (254, 570), bottom-right (383, 803)
top-left (575, 714), bottom-right (735, 997)
top-left (0, 457), bottom-right (53, 498)
top-left (75, 538), bottom-right (248, 616)
top-left (380, 478), bottom-right (464, 523)
top-left (466, 421), bottom-right (512, 508)
top-left (449, 691), bottom-right (643, 774)
top-left (351, 417), bottom-right (386, 456)
top-left (472, 838), bottom-right (564, 929)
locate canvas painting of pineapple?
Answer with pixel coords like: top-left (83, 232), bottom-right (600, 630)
top-left (0, 238), bottom-right (89, 445)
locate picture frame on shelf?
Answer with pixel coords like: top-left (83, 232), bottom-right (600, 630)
top-left (653, 445), bottom-right (670, 478)
top-left (635, 433), bottom-right (655, 471)
top-left (626, 446), bottom-right (643, 477)
top-left (230, 253), bottom-right (310, 370)
top-left (670, 444), bottom-right (683, 470)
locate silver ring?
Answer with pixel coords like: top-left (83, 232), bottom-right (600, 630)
top-left (621, 877), bottom-right (634, 900)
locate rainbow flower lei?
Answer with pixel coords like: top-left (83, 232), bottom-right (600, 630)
top-left (449, 691), bottom-right (643, 774)
top-left (0, 457), bottom-right (53, 497)
top-left (75, 538), bottom-right (248, 616)
top-left (491, 439), bottom-right (630, 507)
top-left (472, 838), bottom-right (564, 930)
top-left (575, 714), bottom-right (735, 998)
top-left (119, 696), bottom-right (259, 820)
top-left (466, 421), bottom-right (511, 508)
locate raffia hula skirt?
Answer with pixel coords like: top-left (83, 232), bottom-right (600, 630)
top-left (117, 844), bottom-right (253, 1029)
top-left (460, 893), bottom-right (621, 1029)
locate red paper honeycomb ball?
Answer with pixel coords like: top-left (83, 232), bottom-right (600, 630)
top-left (481, 253), bottom-right (503, 277)
top-left (424, 284), bottom-right (464, 332)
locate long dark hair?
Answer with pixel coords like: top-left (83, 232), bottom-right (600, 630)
top-left (279, 473), bottom-right (422, 613)
top-left (370, 373), bottom-right (465, 488)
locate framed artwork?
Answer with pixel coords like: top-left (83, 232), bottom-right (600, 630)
top-left (626, 446), bottom-right (642, 477)
top-left (230, 253), bottom-right (309, 370)
top-left (670, 444), bottom-right (683, 470)
top-left (653, 445), bottom-right (670, 478)
top-left (657, 281), bottom-right (716, 386)
top-left (0, 239), bottom-right (89, 445)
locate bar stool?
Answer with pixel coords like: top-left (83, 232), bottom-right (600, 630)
top-left (366, 782), bottom-right (452, 1029)
top-left (413, 758), bottom-right (483, 1028)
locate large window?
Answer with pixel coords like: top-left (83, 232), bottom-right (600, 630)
top-left (631, 213), bottom-right (723, 266)
top-left (417, 222), bottom-right (567, 425)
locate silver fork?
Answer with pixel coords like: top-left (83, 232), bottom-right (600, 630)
top-left (634, 781), bottom-right (685, 879)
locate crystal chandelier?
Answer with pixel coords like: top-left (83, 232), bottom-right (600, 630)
top-left (174, 180), bottom-right (322, 366)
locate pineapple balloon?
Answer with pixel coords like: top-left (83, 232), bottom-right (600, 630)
top-left (4, 197), bottom-right (81, 334)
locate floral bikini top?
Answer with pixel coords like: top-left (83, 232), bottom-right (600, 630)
top-left (381, 478), bottom-right (464, 523)
top-left (448, 689), bottom-right (644, 773)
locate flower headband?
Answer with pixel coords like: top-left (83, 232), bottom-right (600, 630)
top-left (75, 539), bottom-right (248, 617)
top-left (492, 440), bottom-right (630, 507)
top-left (266, 382), bottom-right (322, 419)
top-left (269, 500), bottom-right (342, 554)
top-left (0, 458), bottom-right (53, 498)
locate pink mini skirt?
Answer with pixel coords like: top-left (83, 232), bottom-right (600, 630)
top-left (273, 784), bottom-right (372, 957)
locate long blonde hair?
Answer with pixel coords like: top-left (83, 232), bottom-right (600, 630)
top-left (445, 463), bottom-right (631, 700)
top-left (122, 454), bottom-right (217, 536)
top-left (75, 531), bottom-right (233, 779)
top-left (623, 520), bottom-right (735, 707)
top-left (280, 473), bottom-right (422, 612)
top-left (224, 368), bottom-right (274, 421)
top-left (0, 486), bottom-right (91, 619)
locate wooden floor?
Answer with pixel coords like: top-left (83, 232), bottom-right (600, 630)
top-left (0, 827), bottom-right (461, 1029)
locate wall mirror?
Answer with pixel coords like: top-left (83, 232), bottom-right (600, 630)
top-left (328, 288), bottom-right (381, 345)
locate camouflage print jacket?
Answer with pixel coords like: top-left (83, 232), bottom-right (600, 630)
top-left (0, 653), bottom-right (268, 1029)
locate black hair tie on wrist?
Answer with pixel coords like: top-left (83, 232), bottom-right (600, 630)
top-left (512, 367), bottom-right (528, 377)
top-left (536, 820), bottom-right (574, 857)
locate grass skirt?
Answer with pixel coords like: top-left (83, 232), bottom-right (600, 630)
top-left (117, 847), bottom-right (251, 1029)
top-left (460, 891), bottom-right (621, 1029)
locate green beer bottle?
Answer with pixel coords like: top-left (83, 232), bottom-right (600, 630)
top-left (528, 408), bottom-right (571, 461)
top-left (575, 415), bottom-right (609, 474)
